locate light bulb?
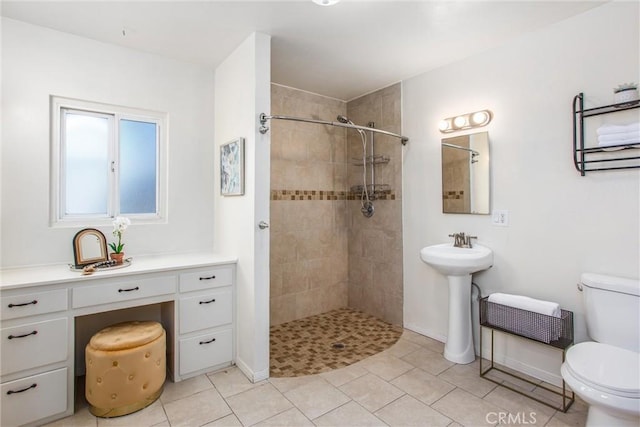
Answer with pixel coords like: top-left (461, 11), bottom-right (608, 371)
top-left (471, 111), bottom-right (488, 125)
top-left (438, 120), bottom-right (450, 132)
top-left (453, 116), bottom-right (467, 128)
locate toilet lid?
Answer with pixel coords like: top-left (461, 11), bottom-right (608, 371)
top-left (565, 342), bottom-right (640, 398)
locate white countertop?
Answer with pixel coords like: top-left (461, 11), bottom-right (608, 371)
top-left (0, 253), bottom-right (237, 290)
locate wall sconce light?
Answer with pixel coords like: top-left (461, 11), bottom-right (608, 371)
top-left (439, 110), bottom-right (492, 133)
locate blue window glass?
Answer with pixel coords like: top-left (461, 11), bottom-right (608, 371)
top-left (119, 119), bottom-right (157, 214)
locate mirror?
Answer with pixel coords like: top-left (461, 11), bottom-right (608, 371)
top-left (442, 132), bottom-right (490, 214)
top-left (73, 228), bottom-right (108, 268)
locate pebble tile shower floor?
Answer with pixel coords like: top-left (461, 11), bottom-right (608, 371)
top-left (270, 308), bottom-right (403, 377)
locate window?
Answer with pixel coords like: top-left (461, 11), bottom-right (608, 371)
top-left (51, 97), bottom-right (167, 225)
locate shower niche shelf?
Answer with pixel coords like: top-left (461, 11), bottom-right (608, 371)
top-left (350, 184), bottom-right (391, 200)
top-left (573, 92), bottom-right (640, 176)
top-left (351, 155), bottom-right (390, 166)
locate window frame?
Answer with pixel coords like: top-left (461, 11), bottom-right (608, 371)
top-left (50, 96), bottom-right (168, 227)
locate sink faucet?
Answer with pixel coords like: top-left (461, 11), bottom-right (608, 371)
top-left (448, 232), bottom-right (478, 248)
top-left (449, 232), bottom-right (464, 247)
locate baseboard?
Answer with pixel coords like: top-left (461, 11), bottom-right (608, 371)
top-left (253, 367), bottom-right (270, 382)
top-left (404, 323), bottom-right (563, 387)
top-left (404, 323), bottom-right (448, 343)
top-left (235, 357), bottom-right (270, 383)
top-left (484, 347), bottom-right (563, 387)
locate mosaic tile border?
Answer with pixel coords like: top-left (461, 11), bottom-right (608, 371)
top-left (442, 190), bottom-right (465, 200)
top-left (271, 189), bottom-right (396, 201)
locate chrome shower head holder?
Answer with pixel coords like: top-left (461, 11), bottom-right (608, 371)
top-left (361, 200), bottom-right (374, 218)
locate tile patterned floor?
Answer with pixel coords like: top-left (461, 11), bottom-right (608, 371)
top-left (270, 308), bottom-right (403, 377)
top-left (46, 329), bottom-right (588, 427)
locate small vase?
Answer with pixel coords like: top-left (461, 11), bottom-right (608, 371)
top-left (110, 253), bottom-right (125, 265)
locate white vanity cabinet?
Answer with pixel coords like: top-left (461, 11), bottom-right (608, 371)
top-left (0, 287), bottom-right (71, 426)
top-left (177, 266), bottom-right (234, 377)
top-left (72, 274), bottom-right (177, 309)
top-left (2, 368), bottom-right (69, 427)
top-left (0, 254), bottom-right (236, 426)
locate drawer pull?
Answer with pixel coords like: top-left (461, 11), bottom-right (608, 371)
top-left (199, 298), bottom-right (216, 305)
top-left (199, 337), bottom-right (216, 345)
top-left (8, 330), bottom-right (38, 339)
top-left (199, 275), bottom-right (216, 281)
top-left (118, 286), bottom-right (140, 293)
top-left (6, 383), bottom-right (37, 395)
top-left (8, 300), bottom-right (38, 308)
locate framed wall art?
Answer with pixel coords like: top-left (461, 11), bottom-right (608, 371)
top-left (220, 137), bottom-right (244, 196)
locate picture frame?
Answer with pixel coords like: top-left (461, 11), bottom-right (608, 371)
top-left (220, 137), bottom-right (245, 196)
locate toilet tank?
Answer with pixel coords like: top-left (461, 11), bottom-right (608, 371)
top-left (580, 273), bottom-right (640, 352)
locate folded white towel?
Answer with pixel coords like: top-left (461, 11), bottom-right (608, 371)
top-left (598, 137), bottom-right (640, 147)
top-left (597, 122), bottom-right (640, 136)
top-left (598, 131), bottom-right (640, 143)
top-left (487, 293), bottom-right (561, 318)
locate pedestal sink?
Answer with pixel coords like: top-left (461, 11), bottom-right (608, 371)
top-left (420, 243), bottom-right (493, 364)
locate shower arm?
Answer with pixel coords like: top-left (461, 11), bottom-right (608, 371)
top-left (442, 142), bottom-right (480, 156)
top-left (259, 113), bottom-right (409, 145)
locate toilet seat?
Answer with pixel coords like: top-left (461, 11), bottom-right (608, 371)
top-left (565, 342), bottom-right (640, 399)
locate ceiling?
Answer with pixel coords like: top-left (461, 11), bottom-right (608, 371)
top-left (1, 0), bottom-right (604, 101)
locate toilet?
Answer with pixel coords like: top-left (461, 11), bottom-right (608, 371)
top-left (561, 273), bottom-right (640, 426)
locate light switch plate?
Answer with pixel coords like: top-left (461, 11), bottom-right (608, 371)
top-left (492, 210), bottom-right (509, 226)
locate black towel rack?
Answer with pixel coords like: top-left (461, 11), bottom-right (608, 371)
top-left (573, 93), bottom-right (640, 176)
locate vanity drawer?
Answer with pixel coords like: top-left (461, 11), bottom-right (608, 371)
top-left (179, 266), bottom-right (233, 293)
top-left (179, 328), bottom-right (232, 375)
top-left (73, 275), bottom-right (176, 308)
top-left (1, 289), bottom-right (68, 321)
top-left (1, 368), bottom-right (68, 427)
top-left (1, 317), bottom-right (68, 376)
top-left (179, 288), bottom-right (232, 334)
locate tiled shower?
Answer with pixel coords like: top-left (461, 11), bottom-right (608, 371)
top-left (269, 83), bottom-right (403, 326)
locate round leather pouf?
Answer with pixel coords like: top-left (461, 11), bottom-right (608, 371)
top-left (85, 321), bottom-right (166, 418)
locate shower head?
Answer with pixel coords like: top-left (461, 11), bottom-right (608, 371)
top-left (337, 114), bottom-right (365, 136)
top-left (336, 115), bottom-right (353, 124)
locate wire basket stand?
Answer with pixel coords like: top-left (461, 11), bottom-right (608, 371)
top-left (479, 297), bottom-right (575, 412)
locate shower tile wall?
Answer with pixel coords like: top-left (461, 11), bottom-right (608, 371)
top-left (270, 84), bottom-right (349, 326)
top-left (269, 83), bottom-right (404, 327)
top-left (346, 83), bottom-right (403, 326)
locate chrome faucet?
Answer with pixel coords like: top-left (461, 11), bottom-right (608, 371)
top-left (449, 232), bottom-right (464, 247)
top-left (448, 232), bottom-right (477, 248)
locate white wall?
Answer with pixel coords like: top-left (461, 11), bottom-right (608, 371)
top-left (403, 2), bottom-right (639, 384)
top-left (1, 18), bottom-right (215, 267)
top-left (214, 33), bottom-right (271, 382)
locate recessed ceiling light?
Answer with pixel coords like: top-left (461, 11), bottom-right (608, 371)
top-left (312, 0), bottom-right (341, 6)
